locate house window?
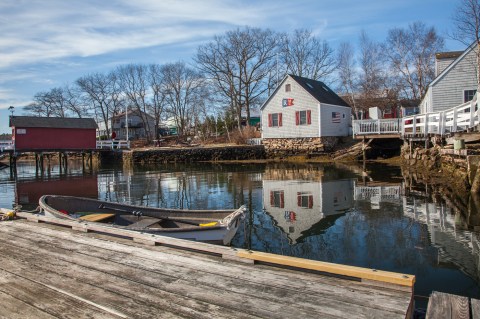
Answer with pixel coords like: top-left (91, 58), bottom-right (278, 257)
top-left (270, 190), bottom-right (284, 208)
top-left (285, 84), bottom-right (291, 92)
top-left (464, 90), bottom-right (477, 103)
top-left (297, 192), bottom-right (313, 209)
top-left (268, 113), bottom-right (282, 127)
top-left (295, 110), bottom-right (311, 125)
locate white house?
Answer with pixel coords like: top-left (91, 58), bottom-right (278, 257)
top-left (261, 74), bottom-right (351, 153)
top-left (420, 43), bottom-right (478, 114)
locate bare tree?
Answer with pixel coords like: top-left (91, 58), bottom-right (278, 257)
top-left (196, 27), bottom-right (279, 129)
top-left (29, 88), bottom-right (69, 117)
top-left (76, 72), bottom-right (123, 137)
top-left (337, 42), bottom-right (358, 116)
top-left (384, 22), bottom-right (444, 100)
top-left (280, 29), bottom-right (336, 82)
top-left (149, 64), bottom-right (167, 138)
top-left (161, 62), bottom-right (207, 137)
top-left (62, 84), bottom-right (90, 118)
top-left (358, 31), bottom-right (388, 111)
top-left (116, 64), bottom-right (153, 141)
top-left (452, 0), bottom-right (480, 88)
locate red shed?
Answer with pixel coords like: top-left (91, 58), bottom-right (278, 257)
top-left (10, 116), bottom-right (98, 151)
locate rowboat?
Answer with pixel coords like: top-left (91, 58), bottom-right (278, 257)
top-left (39, 195), bottom-right (245, 245)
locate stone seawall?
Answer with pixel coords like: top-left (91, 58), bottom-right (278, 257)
top-left (123, 145), bottom-right (266, 163)
top-left (262, 137), bottom-right (339, 157)
top-left (401, 143), bottom-right (478, 197)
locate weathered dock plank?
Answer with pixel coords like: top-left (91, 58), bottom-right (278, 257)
top-left (426, 291), bottom-right (470, 319)
top-left (0, 219), bottom-right (413, 318)
top-left (472, 298), bottom-right (480, 319)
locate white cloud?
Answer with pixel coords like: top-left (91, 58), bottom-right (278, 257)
top-left (0, 0), bottom-right (267, 69)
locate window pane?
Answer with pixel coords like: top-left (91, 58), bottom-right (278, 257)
top-left (272, 113), bottom-right (279, 126)
top-left (464, 90), bottom-right (477, 103)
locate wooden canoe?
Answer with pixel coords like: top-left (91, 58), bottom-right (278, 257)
top-left (39, 195), bottom-right (245, 245)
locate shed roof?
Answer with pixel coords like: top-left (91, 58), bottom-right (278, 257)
top-left (10, 116), bottom-right (98, 129)
top-left (261, 74), bottom-right (350, 110)
top-left (289, 75), bottom-right (350, 107)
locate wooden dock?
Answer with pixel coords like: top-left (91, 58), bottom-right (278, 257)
top-left (0, 215), bottom-right (415, 318)
top-left (426, 291), bottom-right (480, 319)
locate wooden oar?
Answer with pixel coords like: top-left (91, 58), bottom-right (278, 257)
top-left (98, 204), bottom-right (216, 227)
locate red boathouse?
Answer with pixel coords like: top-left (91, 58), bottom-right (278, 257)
top-left (9, 116), bottom-right (98, 151)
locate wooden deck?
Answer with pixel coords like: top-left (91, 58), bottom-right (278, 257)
top-left (0, 217), bottom-right (414, 318)
top-left (426, 291), bottom-right (480, 319)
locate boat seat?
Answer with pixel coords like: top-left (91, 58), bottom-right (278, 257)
top-left (125, 217), bottom-right (161, 229)
top-left (79, 213), bottom-right (115, 222)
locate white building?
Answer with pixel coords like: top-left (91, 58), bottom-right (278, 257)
top-left (111, 109), bottom-right (155, 140)
top-left (261, 75), bottom-right (351, 153)
top-left (420, 43), bottom-right (478, 114)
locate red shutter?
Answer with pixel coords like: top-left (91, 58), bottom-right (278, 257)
top-left (295, 111), bottom-right (299, 125)
top-left (270, 191), bottom-right (274, 206)
top-left (278, 113), bottom-right (282, 127)
top-left (268, 114), bottom-right (272, 127)
top-left (307, 110), bottom-right (311, 124)
top-left (297, 192), bottom-right (301, 206)
top-left (308, 195), bottom-right (313, 209)
top-left (280, 192), bottom-right (284, 208)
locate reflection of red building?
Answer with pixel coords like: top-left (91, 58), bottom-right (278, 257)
top-left (16, 176), bottom-right (98, 206)
top-left (10, 116), bottom-right (97, 151)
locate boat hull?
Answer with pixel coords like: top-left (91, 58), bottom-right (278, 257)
top-left (39, 195), bottom-right (245, 245)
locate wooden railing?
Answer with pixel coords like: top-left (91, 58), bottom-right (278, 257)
top-left (353, 95), bottom-right (478, 137)
top-left (0, 141), bottom-right (13, 152)
top-left (352, 118), bottom-right (401, 135)
top-left (96, 140), bottom-right (130, 149)
top-left (246, 138), bottom-right (262, 145)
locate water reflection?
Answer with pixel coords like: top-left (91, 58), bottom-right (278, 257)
top-left (0, 159), bottom-right (479, 306)
top-left (262, 175), bottom-right (353, 245)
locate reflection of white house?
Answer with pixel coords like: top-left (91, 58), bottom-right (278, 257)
top-left (403, 197), bottom-right (480, 282)
top-left (263, 179), bottom-right (354, 243)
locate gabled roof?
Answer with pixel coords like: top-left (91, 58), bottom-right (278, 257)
top-left (429, 42), bottom-right (477, 88)
top-left (10, 116), bottom-right (98, 129)
top-left (261, 74), bottom-right (350, 110)
top-left (112, 109), bottom-right (155, 120)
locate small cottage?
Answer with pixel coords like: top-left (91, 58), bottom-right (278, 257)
top-left (261, 74), bottom-right (351, 154)
top-left (9, 116), bottom-right (97, 151)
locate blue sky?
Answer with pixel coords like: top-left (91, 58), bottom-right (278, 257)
top-left (0, 0), bottom-right (463, 133)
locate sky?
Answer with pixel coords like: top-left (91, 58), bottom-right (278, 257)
top-left (0, 0), bottom-right (464, 133)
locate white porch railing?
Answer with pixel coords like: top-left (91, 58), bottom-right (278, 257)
top-left (0, 141), bottom-right (13, 152)
top-left (96, 140), bottom-right (130, 149)
top-left (352, 118), bottom-right (401, 135)
top-left (246, 138), bottom-right (263, 145)
top-left (352, 95), bottom-right (479, 137)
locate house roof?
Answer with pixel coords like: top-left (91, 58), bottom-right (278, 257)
top-left (429, 42), bottom-right (476, 88)
top-left (10, 116), bottom-right (98, 129)
top-left (261, 74), bottom-right (350, 110)
top-left (112, 109), bottom-right (155, 120)
top-left (435, 51), bottom-right (463, 60)
top-left (290, 75), bottom-right (350, 107)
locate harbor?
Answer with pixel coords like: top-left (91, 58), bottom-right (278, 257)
top-left (1, 160), bottom-right (480, 317)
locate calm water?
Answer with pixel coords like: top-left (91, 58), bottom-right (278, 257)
top-left (1, 159), bottom-right (479, 308)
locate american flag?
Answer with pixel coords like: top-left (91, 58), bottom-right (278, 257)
top-left (332, 112), bottom-right (341, 123)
